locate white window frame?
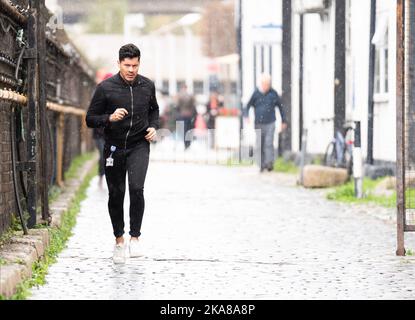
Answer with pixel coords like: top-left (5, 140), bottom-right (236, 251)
top-left (372, 12), bottom-right (389, 102)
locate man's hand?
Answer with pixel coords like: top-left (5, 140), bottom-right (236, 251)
top-left (281, 123), bottom-right (288, 132)
top-left (145, 127), bottom-right (157, 142)
top-left (109, 108), bottom-right (128, 122)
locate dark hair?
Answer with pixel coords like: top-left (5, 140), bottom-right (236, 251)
top-left (119, 44), bottom-right (141, 61)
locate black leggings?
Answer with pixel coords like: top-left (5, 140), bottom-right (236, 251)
top-left (104, 140), bottom-right (150, 238)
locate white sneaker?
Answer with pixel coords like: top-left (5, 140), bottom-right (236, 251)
top-left (113, 243), bottom-right (126, 264)
top-left (129, 239), bottom-right (142, 258)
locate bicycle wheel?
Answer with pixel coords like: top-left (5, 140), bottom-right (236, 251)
top-left (324, 141), bottom-right (337, 167)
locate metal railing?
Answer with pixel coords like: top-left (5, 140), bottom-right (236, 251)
top-left (0, 0), bottom-right (95, 235)
top-left (396, 0), bottom-right (415, 256)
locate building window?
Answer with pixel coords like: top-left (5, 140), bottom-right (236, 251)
top-left (231, 81), bottom-right (237, 94)
top-left (176, 81), bottom-right (186, 93)
top-left (373, 15), bottom-right (389, 96)
top-left (193, 81), bottom-right (204, 95)
top-left (162, 80), bottom-right (169, 93)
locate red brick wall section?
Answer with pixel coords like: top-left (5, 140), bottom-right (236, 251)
top-left (0, 0), bottom-right (96, 236)
top-left (0, 102), bottom-right (15, 235)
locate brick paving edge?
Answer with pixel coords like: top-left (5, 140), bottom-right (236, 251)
top-left (0, 153), bottom-right (98, 299)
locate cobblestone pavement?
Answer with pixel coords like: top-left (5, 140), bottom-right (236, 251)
top-left (29, 160), bottom-right (415, 300)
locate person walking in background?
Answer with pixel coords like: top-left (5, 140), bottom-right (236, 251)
top-left (163, 92), bottom-right (178, 134)
top-left (176, 84), bottom-right (197, 150)
top-left (92, 72), bottom-right (113, 189)
top-left (157, 89), bottom-right (169, 130)
top-left (86, 44), bottom-right (159, 264)
top-left (93, 127), bottom-right (105, 189)
top-left (205, 91), bottom-right (223, 149)
top-left (244, 73), bottom-right (288, 173)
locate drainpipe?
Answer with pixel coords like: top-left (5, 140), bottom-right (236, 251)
top-left (367, 0), bottom-right (376, 165)
top-left (236, 0), bottom-right (243, 162)
top-left (334, 0), bottom-right (346, 137)
top-left (299, 14), bottom-right (304, 150)
top-left (281, 0), bottom-right (292, 155)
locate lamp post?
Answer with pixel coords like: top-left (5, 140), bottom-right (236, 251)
top-left (236, 0), bottom-right (243, 162)
top-left (367, 0), bottom-right (376, 165)
top-left (281, 0), bottom-right (292, 154)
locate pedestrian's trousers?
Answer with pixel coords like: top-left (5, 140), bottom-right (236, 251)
top-left (177, 116), bottom-right (193, 149)
top-left (94, 137), bottom-right (105, 177)
top-left (255, 122), bottom-right (276, 169)
top-left (104, 140), bottom-right (150, 238)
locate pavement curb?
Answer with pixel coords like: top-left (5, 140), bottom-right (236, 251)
top-left (0, 153), bottom-right (98, 299)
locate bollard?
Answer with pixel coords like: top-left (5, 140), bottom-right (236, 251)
top-left (353, 121), bottom-right (363, 198)
top-left (299, 129), bottom-right (308, 186)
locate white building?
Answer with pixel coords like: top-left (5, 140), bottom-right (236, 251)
top-left (69, 33), bottom-right (209, 96)
top-left (241, 0), bottom-right (283, 100)
top-left (241, 0), bottom-right (396, 164)
top-left (240, 0), bottom-right (284, 149)
top-left (293, 0), bottom-right (395, 163)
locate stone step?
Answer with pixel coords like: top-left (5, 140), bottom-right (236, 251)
top-left (302, 165), bottom-right (348, 188)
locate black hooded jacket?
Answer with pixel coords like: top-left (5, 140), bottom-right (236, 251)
top-left (86, 73), bottom-right (160, 149)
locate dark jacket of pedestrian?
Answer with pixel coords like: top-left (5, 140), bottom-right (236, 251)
top-left (177, 91), bottom-right (196, 119)
top-left (245, 88), bottom-right (286, 125)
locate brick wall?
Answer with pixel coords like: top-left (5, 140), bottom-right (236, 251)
top-left (0, 1), bottom-right (96, 235)
top-left (0, 102), bottom-right (15, 234)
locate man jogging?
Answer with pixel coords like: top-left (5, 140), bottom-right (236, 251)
top-left (86, 44), bottom-right (159, 264)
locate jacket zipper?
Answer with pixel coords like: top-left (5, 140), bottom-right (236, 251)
top-left (124, 86), bottom-right (134, 149)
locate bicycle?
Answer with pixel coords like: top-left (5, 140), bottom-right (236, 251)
top-left (324, 121), bottom-right (355, 176)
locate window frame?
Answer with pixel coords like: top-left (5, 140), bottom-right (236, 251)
top-left (373, 14), bottom-right (390, 101)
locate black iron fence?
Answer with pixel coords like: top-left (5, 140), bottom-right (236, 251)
top-left (0, 0), bottom-right (96, 235)
top-left (396, 0), bottom-right (415, 256)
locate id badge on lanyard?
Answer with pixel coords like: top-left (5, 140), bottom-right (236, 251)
top-left (106, 146), bottom-right (116, 167)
